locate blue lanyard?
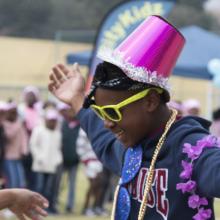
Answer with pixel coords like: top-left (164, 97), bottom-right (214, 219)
top-left (115, 144), bottom-right (143, 220)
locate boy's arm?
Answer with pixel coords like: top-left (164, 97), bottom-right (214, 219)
top-left (178, 132), bottom-right (220, 197)
top-left (193, 147), bottom-right (220, 197)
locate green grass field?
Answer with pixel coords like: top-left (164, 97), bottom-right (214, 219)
top-left (53, 165), bottom-right (110, 219)
top-left (1, 166), bottom-right (220, 220)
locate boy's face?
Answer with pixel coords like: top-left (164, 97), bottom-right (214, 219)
top-left (94, 88), bottom-right (156, 147)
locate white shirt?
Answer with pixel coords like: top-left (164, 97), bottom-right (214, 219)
top-left (30, 123), bottom-right (62, 173)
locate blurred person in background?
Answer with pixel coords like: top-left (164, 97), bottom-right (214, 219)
top-left (30, 108), bottom-right (62, 214)
top-left (167, 100), bottom-right (183, 117)
top-left (3, 102), bottom-right (28, 189)
top-left (18, 86), bottom-right (42, 190)
top-left (182, 98), bottom-right (201, 116)
top-left (76, 129), bottom-right (108, 217)
top-left (210, 108), bottom-right (220, 137)
top-left (43, 100), bottom-right (57, 110)
top-left (56, 103), bottom-right (80, 214)
top-left (19, 86), bottom-right (42, 137)
top-left (0, 101), bottom-right (7, 188)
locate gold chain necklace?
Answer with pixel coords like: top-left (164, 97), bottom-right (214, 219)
top-left (111, 109), bottom-right (177, 220)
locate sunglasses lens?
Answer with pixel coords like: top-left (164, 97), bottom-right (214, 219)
top-left (104, 108), bottom-right (120, 121)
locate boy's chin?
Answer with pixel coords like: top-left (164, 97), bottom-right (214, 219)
top-left (121, 140), bottom-right (139, 149)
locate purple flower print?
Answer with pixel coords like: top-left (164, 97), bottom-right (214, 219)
top-left (177, 135), bottom-right (217, 220)
top-left (176, 180), bottom-right (196, 193)
top-left (180, 160), bottom-right (193, 179)
top-left (188, 195), bottom-right (208, 209)
top-left (192, 208), bottom-right (211, 220)
top-left (183, 143), bottom-right (204, 160)
top-left (197, 135), bottom-right (218, 148)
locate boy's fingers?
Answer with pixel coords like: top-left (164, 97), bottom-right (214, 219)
top-left (30, 193), bottom-right (49, 208)
top-left (76, 63), bottom-right (80, 71)
top-left (57, 63), bottom-right (70, 76)
top-left (48, 81), bottom-right (56, 92)
top-left (35, 194), bottom-right (49, 208)
top-left (33, 205), bottom-right (48, 217)
top-left (52, 66), bottom-right (64, 80)
top-left (72, 62), bottom-right (80, 73)
top-left (50, 73), bottom-right (61, 86)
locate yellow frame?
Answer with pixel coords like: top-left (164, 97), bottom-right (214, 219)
top-left (91, 88), bottom-right (162, 122)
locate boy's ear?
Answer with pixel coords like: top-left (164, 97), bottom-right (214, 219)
top-left (143, 90), bottom-right (161, 112)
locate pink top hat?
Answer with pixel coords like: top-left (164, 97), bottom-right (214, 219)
top-left (98, 15), bottom-right (185, 91)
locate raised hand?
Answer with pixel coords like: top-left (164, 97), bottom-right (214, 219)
top-left (48, 63), bottom-right (85, 114)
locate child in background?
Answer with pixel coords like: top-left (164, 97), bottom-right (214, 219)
top-left (167, 100), bottom-right (183, 117)
top-left (0, 101), bottom-right (7, 188)
top-left (19, 86), bottom-right (42, 136)
top-left (30, 108), bottom-right (62, 214)
top-left (3, 102), bottom-right (28, 188)
top-left (76, 129), bottom-right (106, 217)
top-left (182, 98), bottom-right (201, 116)
top-left (210, 108), bottom-right (220, 137)
top-left (18, 86), bottom-right (42, 190)
top-left (57, 103), bottom-right (80, 214)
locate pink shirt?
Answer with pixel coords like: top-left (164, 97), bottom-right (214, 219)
top-left (3, 119), bottom-right (28, 160)
top-left (24, 107), bottom-right (40, 132)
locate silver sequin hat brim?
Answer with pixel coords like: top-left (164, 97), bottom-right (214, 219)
top-left (97, 48), bottom-right (170, 92)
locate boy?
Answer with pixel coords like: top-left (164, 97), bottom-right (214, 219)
top-left (48, 15), bottom-right (220, 220)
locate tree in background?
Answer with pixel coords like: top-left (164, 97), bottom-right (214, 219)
top-left (0, 0), bottom-right (219, 39)
top-left (0, 0), bottom-right (121, 39)
top-left (204, 0), bottom-right (220, 25)
top-left (169, 0), bottom-right (220, 33)
top-left (0, 0), bottom-right (52, 37)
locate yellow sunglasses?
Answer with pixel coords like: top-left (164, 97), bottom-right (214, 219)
top-left (90, 88), bottom-right (163, 122)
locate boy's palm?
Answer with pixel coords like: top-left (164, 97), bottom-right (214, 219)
top-left (49, 63), bottom-right (85, 108)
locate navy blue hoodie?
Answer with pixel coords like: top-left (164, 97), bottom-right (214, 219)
top-left (77, 108), bottom-right (220, 220)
